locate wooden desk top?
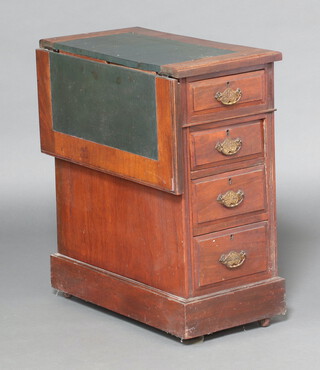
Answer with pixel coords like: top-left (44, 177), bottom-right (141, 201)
top-left (40, 27), bottom-right (282, 78)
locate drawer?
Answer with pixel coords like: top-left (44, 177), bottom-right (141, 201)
top-left (192, 165), bottom-right (266, 226)
top-left (190, 120), bottom-right (264, 169)
top-left (187, 70), bottom-right (266, 120)
top-left (194, 222), bottom-right (268, 287)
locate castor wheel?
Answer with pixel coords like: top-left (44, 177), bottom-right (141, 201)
top-left (63, 292), bottom-right (72, 298)
top-left (180, 335), bottom-right (204, 344)
top-left (259, 318), bottom-right (271, 327)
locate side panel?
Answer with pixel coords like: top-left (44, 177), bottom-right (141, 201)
top-left (55, 159), bottom-right (188, 297)
top-left (36, 49), bottom-right (182, 194)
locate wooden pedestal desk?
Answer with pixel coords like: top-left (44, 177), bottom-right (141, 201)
top-left (36, 27), bottom-right (286, 340)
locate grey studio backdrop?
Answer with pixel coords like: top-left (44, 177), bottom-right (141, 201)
top-left (1, 1), bottom-right (319, 369)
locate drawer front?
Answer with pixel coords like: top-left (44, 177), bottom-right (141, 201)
top-left (190, 120), bottom-right (264, 169)
top-left (188, 70), bottom-right (266, 119)
top-left (192, 166), bottom-right (266, 226)
top-left (194, 222), bottom-right (268, 287)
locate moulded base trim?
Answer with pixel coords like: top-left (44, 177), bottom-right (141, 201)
top-left (51, 253), bottom-right (286, 339)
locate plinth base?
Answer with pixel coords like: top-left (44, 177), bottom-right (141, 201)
top-left (51, 253), bottom-right (286, 340)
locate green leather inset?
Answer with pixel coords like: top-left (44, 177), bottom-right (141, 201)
top-left (50, 52), bottom-right (158, 160)
top-left (53, 32), bottom-right (234, 73)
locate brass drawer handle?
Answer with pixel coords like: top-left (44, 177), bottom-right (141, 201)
top-left (217, 189), bottom-right (244, 208)
top-left (215, 137), bottom-right (242, 156)
top-left (215, 82), bottom-right (242, 105)
top-left (219, 250), bottom-right (246, 269)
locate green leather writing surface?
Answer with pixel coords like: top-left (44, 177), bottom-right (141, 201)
top-left (53, 32), bottom-right (234, 73)
top-left (50, 52), bottom-right (158, 159)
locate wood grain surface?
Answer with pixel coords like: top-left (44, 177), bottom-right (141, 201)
top-left (191, 165), bottom-right (267, 226)
top-left (36, 28), bottom-right (285, 338)
top-left (186, 64), bottom-right (274, 124)
top-left (40, 27), bottom-right (282, 78)
top-left (36, 49), bottom-right (182, 194)
top-left (55, 159), bottom-right (188, 297)
top-left (51, 253), bottom-right (286, 339)
top-left (190, 119), bottom-right (264, 169)
top-left (190, 70), bottom-right (265, 113)
top-left (194, 222), bottom-right (269, 288)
